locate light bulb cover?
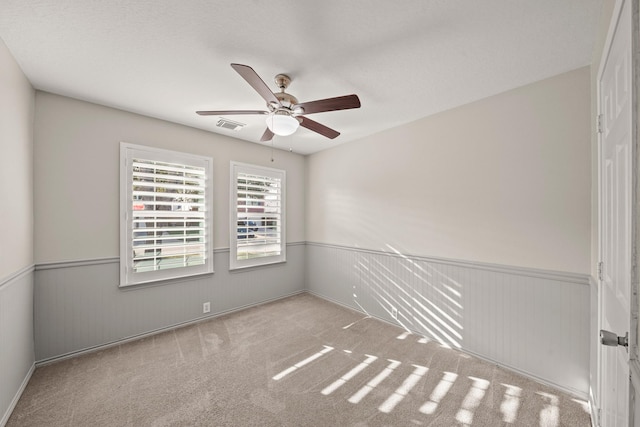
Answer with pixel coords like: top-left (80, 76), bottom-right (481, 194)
top-left (266, 112), bottom-right (299, 136)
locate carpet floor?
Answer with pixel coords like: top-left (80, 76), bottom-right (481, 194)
top-left (7, 293), bottom-right (591, 426)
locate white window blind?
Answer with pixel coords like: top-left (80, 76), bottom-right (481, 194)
top-left (121, 143), bottom-right (213, 286)
top-left (230, 162), bottom-right (285, 269)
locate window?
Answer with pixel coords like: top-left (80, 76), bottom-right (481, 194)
top-left (120, 143), bottom-right (213, 286)
top-left (230, 162), bottom-right (285, 269)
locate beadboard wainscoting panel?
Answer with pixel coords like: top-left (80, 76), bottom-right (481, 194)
top-left (305, 243), bottom-right (590, 398)
top-left (0, 267), bottom-right (35, 427)
top-left (34, 244), bottom-right (305, 362)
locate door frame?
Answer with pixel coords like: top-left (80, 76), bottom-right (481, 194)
top-left (596, 0), bottom-right (639, 425)
top-left (631, 0), bottom-right (640, 420)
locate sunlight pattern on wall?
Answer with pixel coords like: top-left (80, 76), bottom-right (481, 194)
top-left (354, 247), bottom-right (464, 349)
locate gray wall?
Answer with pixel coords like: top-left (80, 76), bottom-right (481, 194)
top-left (0, 40), bottom-right (34, 280)
top-left (305, 68), bottom-right (592, 397)
top-left (0, 270), bottom-right (34, 427)
top-left (31, 92), bottom-right (307, 362)
top-left (35, 245), bottom-right (304, 362)
top-left (33, 92), bottom-right (306, 263)
top-left (0, 38), bottom-right (35, 426)
top-left (306, 67), bottom-right (591, 274)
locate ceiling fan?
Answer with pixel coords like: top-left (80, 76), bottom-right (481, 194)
top-left (197, 63), bottom-right (361, 141)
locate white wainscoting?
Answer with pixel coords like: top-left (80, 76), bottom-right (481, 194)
top-left (34, 243), bottom-right (305, 363)
top-left (305, 242), bottom-right (591, 398)
top-left (31, 241), bottom-right (591, 398)
top-left (0, 266), bottom-right (35, 427)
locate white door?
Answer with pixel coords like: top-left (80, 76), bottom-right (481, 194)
top-left (598, 0), bottom-right (633, 425)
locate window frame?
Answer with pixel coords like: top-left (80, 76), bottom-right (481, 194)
top-left (229, 161), bottom-right (286, 270)
top-left (120, 142), bottom-right (214, 287)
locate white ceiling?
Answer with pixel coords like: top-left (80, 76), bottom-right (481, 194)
top-left (0, 0), bottom-right (602, 155)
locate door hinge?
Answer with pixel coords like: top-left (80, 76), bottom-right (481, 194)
top-left (598, 261), bottom-right (604, 281)
top-left (597, 114), bottom-right (603, 134)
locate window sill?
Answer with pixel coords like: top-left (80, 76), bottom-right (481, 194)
top-left (229, 260), bottom-right (287, 273)
top-left (119, 270), bottom-right (215, 290)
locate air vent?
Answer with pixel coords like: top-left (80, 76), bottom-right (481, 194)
top-left (216, 118), bottom-right (245, 132)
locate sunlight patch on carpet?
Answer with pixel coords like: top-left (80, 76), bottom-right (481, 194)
top-left (348, 359), bottom-right (401, 404)
top-left (455, 376), bottom-right (490, 426)
top-left (322, 354), bottom-right (378, 396)
top-left (272, 346), bottom-right (334, 380)
top-left (378, 364), bottom-right (428, 413)
top-left (500, 383), bottom-right (522, 423)
top-left (420, 371), bottom-right (458, 414)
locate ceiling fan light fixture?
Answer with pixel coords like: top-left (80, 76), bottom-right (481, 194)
top-left (266, 112), bottom-right (299, 136)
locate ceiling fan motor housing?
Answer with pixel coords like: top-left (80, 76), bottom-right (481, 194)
top-left (272, 92), bottom-right (298, 111)
top-left (271, 74), bottom-right (300, 112)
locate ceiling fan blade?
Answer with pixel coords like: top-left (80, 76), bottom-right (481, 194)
top-left (299, 117), bottom-right (340, 139)
top-left (294, 94), bottom-right (360, 115)
top-left (260, 127), bottom-right (275, 142)
top-left (231, 63), bottom-right (280, 106)
top-left (196, 110), bottom-right (268, 116)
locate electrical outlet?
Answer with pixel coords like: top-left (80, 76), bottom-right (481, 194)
top-left (203, 302), bottom-right (211, 314)
top-left (391, 306), bottom-right (398, 319)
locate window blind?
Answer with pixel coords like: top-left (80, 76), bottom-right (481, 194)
top-left (131, 158), bottom-right (207, 272)
top-left (236, 171), bottom-right (282, 260)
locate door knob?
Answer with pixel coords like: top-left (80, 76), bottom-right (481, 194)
top-left (600, 330), bottom-right (629, 347)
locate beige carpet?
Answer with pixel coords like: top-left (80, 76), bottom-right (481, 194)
top-left (8, 293), bottom-right (591, 426)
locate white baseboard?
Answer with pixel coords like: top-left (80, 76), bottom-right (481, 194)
top-left (1, 363), bottom-right (35, 427)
